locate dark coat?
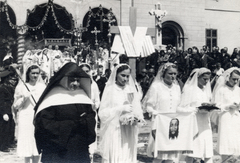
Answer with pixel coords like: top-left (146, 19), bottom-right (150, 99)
top-left (0, 84), bottom-right (15, 151)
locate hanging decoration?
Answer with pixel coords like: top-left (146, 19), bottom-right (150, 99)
top-left (2, 0), bottom-right (74, 34)
top-left (51, 3), bottom-right (74, 34)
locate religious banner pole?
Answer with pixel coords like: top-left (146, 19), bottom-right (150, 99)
top-left (91, 27), bottom-right (101, 73)
top-left (74, 24), bottom-right (87, 65)
top-left (103, 9), bottom-right (116, 69)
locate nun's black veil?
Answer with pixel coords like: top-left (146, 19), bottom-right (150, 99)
top-left (34, 62), bottom-right (91, 114)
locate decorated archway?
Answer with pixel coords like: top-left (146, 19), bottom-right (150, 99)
top-left (82, 5), bottom-right (118, 49)
top-left (0, 1), bottom-right (17, 66)
top-left (25, 1), bottom-right (74, 50)
top-left (162, 21), bottom-right (184, 50)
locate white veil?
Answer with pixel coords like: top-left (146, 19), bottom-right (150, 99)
top-left (142, 62), bottom-right (179, 112)
top-left (212, 67), bottom-right (240, 101)
top-left (98, 63), bottom-right (143, 161)
top-left (180, 67), bottom-right (212, 107)
top-left (99, 63), bottom-right (143, 120)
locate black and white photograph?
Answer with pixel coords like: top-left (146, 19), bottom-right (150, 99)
top-left (0, 0), bottom-right (240, 162)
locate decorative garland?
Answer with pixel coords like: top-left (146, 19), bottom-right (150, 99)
top-left (3, 1), bottom-right (116, 35)
top-left (51, 5), bottom-right (74, 34)
top-left (3, 0), bottom-right (74, 34)
top-left (25, 5), bottom-right (50, 31)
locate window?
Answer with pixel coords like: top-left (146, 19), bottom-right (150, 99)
top-left (206, 29), bottom-right (217, 52)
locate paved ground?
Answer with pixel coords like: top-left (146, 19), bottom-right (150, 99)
top-left (1, 120), bottom-right (240, 163)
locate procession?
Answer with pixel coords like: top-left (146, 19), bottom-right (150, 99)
top-left (1, 0), bottom-right (240, 163)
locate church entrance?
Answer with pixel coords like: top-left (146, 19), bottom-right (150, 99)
top-left (162, 21), bottom-right (184, 50)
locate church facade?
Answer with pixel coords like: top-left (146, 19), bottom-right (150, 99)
top-left (1, 0), bottom-right (240, 63)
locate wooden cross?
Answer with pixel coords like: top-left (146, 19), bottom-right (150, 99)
top-left (110, 7), bottom-right (155, 79)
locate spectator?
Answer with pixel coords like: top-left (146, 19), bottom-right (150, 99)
top-left (0, 64), bottom-right (18, 152)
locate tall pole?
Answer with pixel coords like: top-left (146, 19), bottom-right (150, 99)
top-left (91, 27), bottom-right (101, 71)
top-left (74, 24), bottom-right (87, 65)
top-left (103, 9), bottom-right (116, 69)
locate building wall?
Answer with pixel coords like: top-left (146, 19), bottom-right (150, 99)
top-left (4, 0), bottom-right (240, 52)
top-left (132, 0), bottom-right (240, 52)
top-left (205, 0), bottom-right (240, 53)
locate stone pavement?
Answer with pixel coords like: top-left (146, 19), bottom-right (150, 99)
top-left (1, 120), bottom-right (240, 163)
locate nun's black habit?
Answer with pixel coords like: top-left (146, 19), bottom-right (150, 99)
top-left (34, 62), bottom-right (96, 163)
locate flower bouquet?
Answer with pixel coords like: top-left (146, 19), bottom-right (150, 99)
top-left (120, 93), bottom-right (140, 125)
top-left (120, 113), bottom-right (139, 125)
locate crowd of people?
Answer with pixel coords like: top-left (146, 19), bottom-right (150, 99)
top-left (0, 43), bottom-right (240, 163)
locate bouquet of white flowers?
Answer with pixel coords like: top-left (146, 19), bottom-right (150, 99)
top-left (120, 113), bottom-right (139, 125)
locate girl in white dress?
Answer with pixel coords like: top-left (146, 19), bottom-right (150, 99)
top-left (98, 64), bottom-right (144, 163)
top-left (179, 68), bottom-right (213, 163)
top-left (13, 65), bottom-right (46, 163)
top-left (142, 62), bottom-right (181, 163)
top-left (212, 67), bottom-right (240, 162)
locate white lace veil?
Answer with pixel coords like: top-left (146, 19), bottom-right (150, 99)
top-left (212, 67), bottom-right (240, 101)
top-left (142, 62), bottom-right (178, 111)
top-left (99, 63), bottom-right (143, 119)
top-left (180, 67), bottom-right (212, 107)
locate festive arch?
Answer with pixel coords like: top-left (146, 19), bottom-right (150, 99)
top-left (24, 1), bottom-right (74, 49)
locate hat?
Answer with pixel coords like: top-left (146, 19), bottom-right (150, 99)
top-left (0, 68), bottom-right (12, 78)
top-left (0, 63), bottom-right (19, 78)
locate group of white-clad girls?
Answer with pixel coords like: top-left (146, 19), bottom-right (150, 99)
top-left (11, 60), bottom-right (240, 163)
top-left (98, 62), bottom-right (240, 163)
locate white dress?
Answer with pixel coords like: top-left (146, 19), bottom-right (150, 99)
top-left (213, 85), bottom-right (240, 155)
top-left (180, 86), bottom-right (213, 159)
top-left (13, 82), bottom-right (45, 157)
top-left (99, 84), bottom-right (141, 163)
top-left (89, 80), bottom-right (100, 155)
top-left (144, 82), bottom-right (181, 160)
